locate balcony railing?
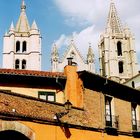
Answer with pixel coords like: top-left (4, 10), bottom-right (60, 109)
top-left (105, 115), bottom-right (119, 129)
top-left (132, 120), bottom-right (140, 131)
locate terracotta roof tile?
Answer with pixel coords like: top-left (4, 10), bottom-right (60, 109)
top-left (0, 91), bottom-right (92, 128)
top-left (0, 69), bottom-right (66, 79)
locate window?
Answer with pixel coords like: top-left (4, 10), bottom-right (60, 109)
top-left (15, 59), bottom-right (20, 69)
top-left (132, 81), bottom-right (135, 88)
top-left (118, 61), bottom-right (124, 73)
top-left (22, 41), bottom-right (27, 52)
top-left (16, 41), bottom-right (20, 52)
top-left (70, 51), bottom-right (75, 58)
top-left (117, 41), bottom-right (122, 56)
top-left (22, 60), bottom-right (26, 69)
top-left (132, 103), bottom-right (137, 131)
top-left (38, 91), bottom-right (56, 102)
top-left (105, 96), bottom-right (112, 127)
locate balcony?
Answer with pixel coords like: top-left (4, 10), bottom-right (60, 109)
top-left (105, 115), bottom-right (119, 135)
top-left (132, 120), bottom-right (140, 138)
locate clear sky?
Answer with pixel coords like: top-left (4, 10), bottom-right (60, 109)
top-left (0, 0), bottom-right (140, 71)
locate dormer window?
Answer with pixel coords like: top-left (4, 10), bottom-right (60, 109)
top-left (38, 91), bottom-right (56, 102)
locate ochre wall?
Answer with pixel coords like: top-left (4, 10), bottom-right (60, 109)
top-left (0, 86), bottom-right (64, 103)
top-left (21, 121), bottom-right (137, 140)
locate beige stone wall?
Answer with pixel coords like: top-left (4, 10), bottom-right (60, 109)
top-left (84, 89), bottom-right (105, 128)
top-left (0, 86), bottom-right (64, 103)
top-left (84, 88), bottom-right (139, 133)
top-left (114, 98), bottom-right (132, 132)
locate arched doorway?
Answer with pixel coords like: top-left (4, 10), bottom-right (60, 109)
top-left (0, 130), bottom-right (30, 140)
top-left (0, 121), bottom-right (35, 140)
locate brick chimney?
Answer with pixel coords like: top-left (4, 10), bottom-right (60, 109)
top-left (64, 58), bottom-right (83, 108)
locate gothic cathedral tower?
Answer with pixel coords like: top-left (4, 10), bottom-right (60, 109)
top-left (98, 1), bottom-right (138, 83)
top-left (3, 0), bottom-right (42, 70)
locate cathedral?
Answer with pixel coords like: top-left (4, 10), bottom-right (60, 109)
top-left (3, 0), bottom-right (41, 70)
top-left (98, 1), bottom-right (138, 83)
top-left (51, 41), bottom-right (95, 72)
top-left (2, 0), bottom-right (139, 83)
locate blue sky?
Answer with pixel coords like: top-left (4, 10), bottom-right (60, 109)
top-left (0, 0), bottom-right (140, 71)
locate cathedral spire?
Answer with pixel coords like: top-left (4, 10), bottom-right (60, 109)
top-left (9, 22), bottom-right (15, 31)
top-left (106, 0), bottom-right (122, 33)
top-left (87, 43), bottom-right (95, 73)
top-left (51, 43), bottom-right (59, 62)
top-left (16, 0), bottom-right (30, 33)
top-left (21, 0), bottom-right (26, 12)
top-left (31, 20), bottom-right (38, 30)
top-left (51, 43), bottom-right (59, 72)
top-left (87, 43), bottom-right (94, 63)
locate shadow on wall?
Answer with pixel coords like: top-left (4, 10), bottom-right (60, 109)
top-left (60, 125), bottom-right (71, 138)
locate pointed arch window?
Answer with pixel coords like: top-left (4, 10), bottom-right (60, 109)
top-left (117, 41), bottom-right (122, 56)
top-left (22, 60), bottom-right (26, 69)
top-left (16, 41), bottom-right (20, 52)
top-left (118, 61), bottom-right (124, 73)
top-left (132, 81), bottom-right (135, 88)
top-left (15, 59), bottom-right (20, 69)
top-left (22, 41), bottom-right (27, 52)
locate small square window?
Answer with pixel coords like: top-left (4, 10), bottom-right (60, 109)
top-left (38, 91), bottom-right (56, 102)
top-left (39, 94), bottom-right (47, 100)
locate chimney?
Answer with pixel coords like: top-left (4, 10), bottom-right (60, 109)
top-left (64, 58), bottom-right (83, 108)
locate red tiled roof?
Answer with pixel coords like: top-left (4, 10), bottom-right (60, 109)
top-left (0, 91), bottom-right (88, 128)
top-left (0, 69), bottom-right (66, 78)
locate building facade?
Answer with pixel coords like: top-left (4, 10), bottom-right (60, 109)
top-left (98, 1), bottom-right (138, 83)
top-left (3, 0), bottom-right (42, 70)
top-left (124, 72), bottom-right (140, 90)
top-left (0, 63), bottom-right (140, 139)
top-left (51, 41), bottom-right (95, 73)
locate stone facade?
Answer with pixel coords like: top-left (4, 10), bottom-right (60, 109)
top-left (2, 0), bottom-right (41, 70)
top-left (98, 1), bottom-right (138, 83)
top-left (51, 41), bottom-right (95, 73)
top-left (0, 121), bottom-right (35, 140)
top-left (124, 73), bottom-right (140, 90)
top-left (83, 88), bottom-right (140, 133)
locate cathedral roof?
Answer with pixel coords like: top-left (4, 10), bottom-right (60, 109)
top-left (15, 0), bottom-right (30, 33)
top-left (61, 40), bottom-right (85, 63)
top-left (106, 0), bottom-right (123, 33)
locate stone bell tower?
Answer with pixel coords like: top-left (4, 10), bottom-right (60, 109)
top-left (3, 0), bottom-right (42, 70)
top-left (98, 0), bottom-right (138, 83)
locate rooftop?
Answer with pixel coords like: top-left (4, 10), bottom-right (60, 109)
top-left (0, 68), bottom-right (66, 78)
top-left (0, 91), bottom-right (95, 129)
